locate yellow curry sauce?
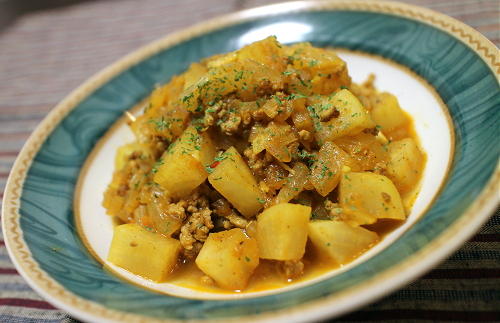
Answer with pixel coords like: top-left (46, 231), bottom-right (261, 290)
top-left (169, 219), bottom-right (404, 294)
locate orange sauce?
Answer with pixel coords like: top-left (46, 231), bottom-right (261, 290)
top-left (167, 243), bottom-right (337, 294)
top-left (167, 219), bottom-right (403, 294)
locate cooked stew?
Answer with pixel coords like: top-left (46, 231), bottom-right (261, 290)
top-left (103, 36), bottom-right (425, 291)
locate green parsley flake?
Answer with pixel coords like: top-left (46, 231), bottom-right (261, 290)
top-left (214, 151), bottom-right (234, 162)
top-left (234, 70), bottom-right (244, 81)
top-left (147, 116), bottom-right (169, 131)
top-left (182, 93), bottom-right (194, 103)
top-left (272, 95), bottom-right (283, 106)
top-left (151, 158), bottom-right (164, 174)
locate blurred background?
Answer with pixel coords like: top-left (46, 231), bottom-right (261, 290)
top-left (0, 0), bottom-right (499, 322)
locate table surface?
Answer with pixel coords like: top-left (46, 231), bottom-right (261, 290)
top-left (0, 0), bottom-right (499, 322)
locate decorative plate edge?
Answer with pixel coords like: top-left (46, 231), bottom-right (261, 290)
top-left (2, 1), bottom-right (499, 322)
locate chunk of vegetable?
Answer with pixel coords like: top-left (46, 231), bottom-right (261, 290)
top-left (334, 133), bottom-right (386, 172)
top-left (183, 63), bottom-right (208, 90)
top-left (208, 147), bottom-right (265, 218)
top-left (371, 93), bottom-right (408, 132)
top-left (285, 43), bottom-right (350, 95)
top-left (172, 126), bottom-right (217, 166)
top-left (108, 223), bottom-right (181, 282)
top-left (146, 202), bottom-right (183, 236)
top-left (308, 220), bottom-right (379, 264)
top-left (275, 162), bottom-right (309, 204)
top-left (114, 143), bottom-right (155, 171)
top-left (257, 203), bottom-right (311, 260)
top-left (155, 154), bottom-right (206, 198)
top-left (310, 141), bottom-right (356, 196)
top-left (131, 76), bottom-right (190, 143)
top-left (148, 77), bottom-right (184, 111)
top-left (251, 122), bottom-right (297, 162)
top-left (154, 126), bottom-right (216, 198)
top-left (337, 208), bottom-right (378, 227)
top-left (207, 36), bottom-right (285, 71)
top-left (262, 96), bottom-right (293, 122)
top-left (386, 138), bottom-right (424, 193)
top-left (263, 163), bottom-right (288, 191)
top-left (339, 172), bottom-right (405, 221)
top-left (314, 89), bottom-right (375, 143)
top-left (181, 59), bottom-right (284, 110)
top-left (236, 36), bottom-right (287, 72)
top-left (195, 228), bottom-right (259, 290)
top-left (291, 98), bottom-right (314, 133)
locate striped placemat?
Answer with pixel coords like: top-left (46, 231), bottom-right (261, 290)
top-left (0, 0), bottom-right (498, 322)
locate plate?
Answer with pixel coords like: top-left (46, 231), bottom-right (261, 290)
top-left (2, 1), bottom-right (499, 322)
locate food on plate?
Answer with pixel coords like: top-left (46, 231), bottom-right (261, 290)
top-left (102, 36), bottom-right (425, 291)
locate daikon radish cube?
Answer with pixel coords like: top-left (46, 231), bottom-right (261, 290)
top-left (208, 147), bottom-right (265, 218)
top-left (108, 223), bottom-right (181, 282)
top-left (195, 228), bottom-right (259, 290)
top-left (339, 172), bottom-right (405, 221)
top-left (308, 220), bottom-right (379, 264)
top-left (257, 203), bottom-right (311, 260)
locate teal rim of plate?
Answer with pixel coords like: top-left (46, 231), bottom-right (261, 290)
top-left (14, 7), bottom-right (500, 321)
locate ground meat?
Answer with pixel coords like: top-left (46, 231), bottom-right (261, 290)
top-left (324, 200), bottom-right (343, 219)
top-left (200, 100), bottom-right (250, 135)
top-left (206, 100), bottom-right (244, 135)
top-left (165, 200), bottom-right (187, 220)
top-left (324, 199), bottom-right (340, 211)
top-left (179, 208), bottom-right (213, 254)
top-left (220, 115), bottom-right (242, 135)
top-left (162, 188), bottom-right (214, 258)
top-left (280, 260), bottom-right (304, 280)
top-left (182, 241), bottom-right (203, 259)
top-left (203, 103), bottom-right (222, 127)
top-left (226, 212), bottom-right (248, 228)
top-left (185, 189), bottom-right (210, 210)
top-left (243, 148), bottom-right (271, 178)
top-left (221, 218), bottom-right (234, 230)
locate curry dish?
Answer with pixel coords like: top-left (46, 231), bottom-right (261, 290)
top-left (103, 36), bottom-right (425, 292)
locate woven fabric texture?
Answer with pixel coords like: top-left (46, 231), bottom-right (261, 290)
top-left (0, 0), bottom-right (498, 322)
